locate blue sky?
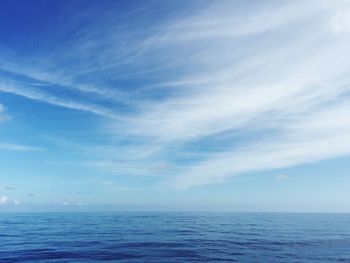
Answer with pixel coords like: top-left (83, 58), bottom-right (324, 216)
top-left (0, 0), bottom-right (350, 212)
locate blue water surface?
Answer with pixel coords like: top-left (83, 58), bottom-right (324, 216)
top-left (0, 212), bottom-right (349, 262)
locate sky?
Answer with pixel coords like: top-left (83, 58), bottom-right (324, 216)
top-left (0, 0), bottom-right (350, 212)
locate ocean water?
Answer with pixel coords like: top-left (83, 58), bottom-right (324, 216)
top-left (0, 212), bottom-right (349, 262)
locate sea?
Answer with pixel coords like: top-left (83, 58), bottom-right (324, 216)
top-left (0, 212), bottom-right (349, 262)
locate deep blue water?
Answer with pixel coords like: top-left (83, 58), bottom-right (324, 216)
top-left (0, 212), bottom-right (350, 262)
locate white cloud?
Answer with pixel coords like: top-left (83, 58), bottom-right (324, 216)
top-left (0, 143), bottom-right (43, 152)
top-left (126, 0), bottom-right (350, 188)
top-left (0, 196), bottom-right (9, 204)
top-left (0, 196), bottom-right (20, 205)
top-left (131, 10), bottom-right (350, 142)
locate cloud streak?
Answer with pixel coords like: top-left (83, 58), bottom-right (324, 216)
top-left (0, 103), bottom-right (10, 122)
top-left (0, 80), bottom-right (124, 120)
top-left (0, 143), bottom-right (43, 152)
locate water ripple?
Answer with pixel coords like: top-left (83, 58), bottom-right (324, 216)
top-left (0, 212), bottom-right (349, 262)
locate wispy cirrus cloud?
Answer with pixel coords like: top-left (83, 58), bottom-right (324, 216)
top-left (129, 0), bottom-right (350, 140)
top-left (127, 0), bottom-right (350, 187)
top-left (0, 80), bottom-right (124, 120)
top-left (0, 143), bottom-right (43, 152)
top-left (170, 99), bottom-right (350, 188)
top-left (1, 0), bottom-right (350, 190)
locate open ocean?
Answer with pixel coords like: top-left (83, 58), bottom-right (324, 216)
top-left (0, 212), bottom-right (349, 262)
